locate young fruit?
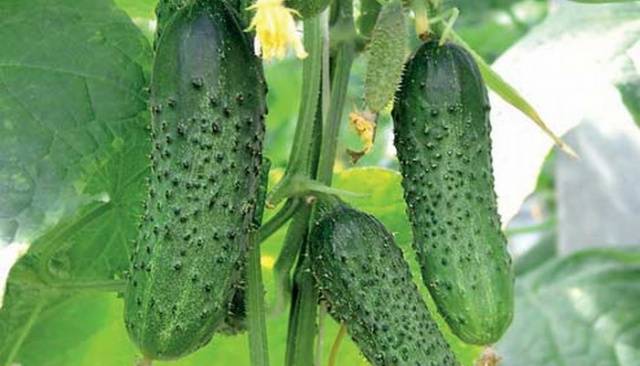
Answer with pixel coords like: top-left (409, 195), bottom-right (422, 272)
top-left (124, 0), bottom-right (267, 360)
top-left (392, 41), bottom-right (514, 345)
top-left (311, 205), bottom-right (459, 366)
top-left (364, 0), bottom-right (407, 114)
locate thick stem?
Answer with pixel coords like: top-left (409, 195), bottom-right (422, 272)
top-left (286, 245), bottom-right (318, 366)
top-left (315, 305), bottom-right (327, 366)
top-left (247, 232), bottom-right (270, 366)
top-left (328, 323), bottom-right (347, 366)
top-left (267, 16), bottom-right (324, 205)
top-left (273, 208), bottom-right (311, 313)
top-left (316, 41), bottom-right (355, 185)
top-left (284, 207), bottom-right (317, 366)
top-left (257, 199), bottom-right (300, 244)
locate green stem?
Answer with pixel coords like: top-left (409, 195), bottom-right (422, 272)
top-left (316, 41), bottom-right (355, 185)
top-left (267, 16), bottom-right (324, 205)
top-left (328, 323), bottom-right (347, 366)
top-left (410, 0), bottom-right (430, 39)
top-left (273, 208), bottom-right (310, 313)
top-left (247, 232), bottom-right (270, 366)
top-left (285, 236), bottom-right (318, 366)
top-left (315, 304), bottom-right (327, 366)
top-left (283, 207), bottom-right (315, 366)
top-left (257, 199), bottom-right (300, 244)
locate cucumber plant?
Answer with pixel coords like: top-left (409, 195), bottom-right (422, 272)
top-left (5, 0), bottom-right (586, 363)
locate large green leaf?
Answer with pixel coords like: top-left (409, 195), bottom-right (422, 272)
top-left (0, 0), bottom-right (151, 364)
top-left (497, 249), bottom-right (640, 365)
top-left (449, 0), bottom-right (549, 61)
top-left (488, 1), bottom-right (640, 224)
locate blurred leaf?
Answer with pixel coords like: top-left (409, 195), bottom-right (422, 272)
top-left (570, 0), bottom-right (639, 3)
top-left (486, 1), bottom-right (640, 225)
top-left (0, 0), bottom-right (151, 363)
top-left (512, 229), bottom-right (557, 276)
top-left (113, 0), bottom-right (158, 40)
top-left (449, 0), bottom-right (549, 61)
top-left (616, 51), bottom-right (640, 126)
top-left (497, 248), bottom-right (640, 365)
top-left (114, 0), bottom-right (156, 19)
top-left (264, 60), bottom-right (304, 169)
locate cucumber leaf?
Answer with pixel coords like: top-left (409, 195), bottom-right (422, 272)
top-left (480, 1), bottom-right (640, 224)
top-left (497, 248), bottom-right (640, 365)
top-left (0, 0), bottom-right (151, 363)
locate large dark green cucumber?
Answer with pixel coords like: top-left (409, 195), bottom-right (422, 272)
top-left (392, 41), bottom-right (514, 345)
top-left (311, 205), bottom-right (458, 366)
top-left (124, 0), bottom-right (266, 360)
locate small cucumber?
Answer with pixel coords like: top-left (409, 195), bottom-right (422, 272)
top-left (392, 41), bottom-right (514, 345)
top-left (124, 0), bottom-right (266, 360)
top-left (364, 0), bottom-right (407, 114)
top-left (311, 205), bottom-right (459, 366)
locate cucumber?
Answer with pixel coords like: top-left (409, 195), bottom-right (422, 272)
top-left (286, 0), bottom-right (332, 18)
top-left (364, 0), bottom-right (407, 114)
top-left (392, 41), bottom-right (514, 345)
top-left (124, 0), bottom-right (266, 360)
top-left (311, 205), bottom-right (458, 366)
top-left (154, 0), bottom-right (249, 48)
top-left (216, 158), bottom-right (270, 336)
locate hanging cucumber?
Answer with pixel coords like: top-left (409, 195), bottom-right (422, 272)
top-left (124, 0), bottom-right (267, 360)
top-left (311, 205), bottom-right (459, 365)
top-left (392, 40), bottom-right (514, 345)
top-left (364, 0), bottom-right (407, 115)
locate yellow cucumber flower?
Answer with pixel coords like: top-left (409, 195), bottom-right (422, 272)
top-left (247, 0), bottom-right (307, 60)
top-left (347, 111), bottom-right (377, 163)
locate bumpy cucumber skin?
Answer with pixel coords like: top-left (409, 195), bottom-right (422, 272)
top-left (154, 0), bottom-right (248, 48)
top-left (392, 41), bottom-right (514, 345)
top-left (216, 158), bottom-right (270, 336)
top-left (124, 0), bottom-right (266, 360)
top-left (311, 206), bottom-right (458, 366)
top-left (364, 0), bottom-right (406, 114)
top-left (286, 0), bottom-right (331, 18)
